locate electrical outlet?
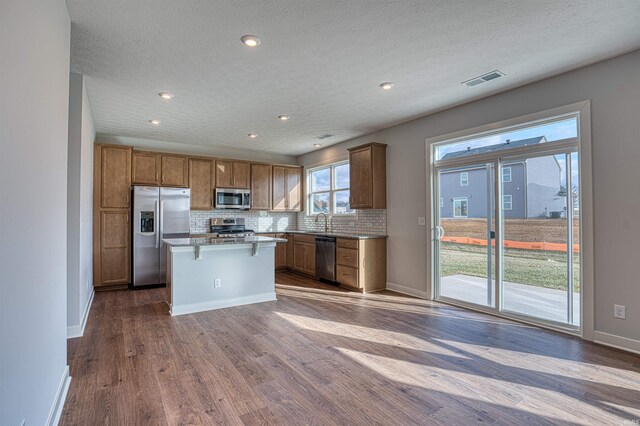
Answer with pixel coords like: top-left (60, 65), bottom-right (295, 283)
top-left (349, 222), bottom-right (355, 227)
top-left (214, 278), bottom-right (221, 288)
top-left (418, 217), bottom-right (426, 226)
top-left (614, 304), bottom-right (626, 319)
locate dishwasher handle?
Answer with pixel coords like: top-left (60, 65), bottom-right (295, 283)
top-left (315, 236), bottom-right (336, 243)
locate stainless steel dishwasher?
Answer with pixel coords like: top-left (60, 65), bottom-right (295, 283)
top-left (315, 236), bottom-right (336, 282)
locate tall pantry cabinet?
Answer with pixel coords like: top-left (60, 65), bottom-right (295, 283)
top-left (93, 144), bottom-right (132, 289)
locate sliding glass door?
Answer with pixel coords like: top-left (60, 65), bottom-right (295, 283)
top-left (435, 163), bottom-right (495, 308)
top-left (499, 154), bottom-right (580, 326)
top-left (432, 114), bottom-right (582, 331)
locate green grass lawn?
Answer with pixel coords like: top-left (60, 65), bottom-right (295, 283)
top-left (441, 242), bottom-right (580, 292)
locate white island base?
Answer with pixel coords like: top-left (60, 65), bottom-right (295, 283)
top-left (164, 238), bottom-right (280, 316)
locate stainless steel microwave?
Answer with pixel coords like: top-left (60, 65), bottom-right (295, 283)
top-left (215, 188), bottom-right (251, 209)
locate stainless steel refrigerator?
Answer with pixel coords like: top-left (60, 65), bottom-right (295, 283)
top-left (133, 186), bottom-right (191, 287)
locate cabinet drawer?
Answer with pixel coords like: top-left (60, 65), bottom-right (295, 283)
top-left (337, 265), bottom-right (359, 288)
top-left (293, 234), bottom-right (316, 244)
top-left (336, 247), bottom-right (358, 268)
top-left (337, 238), bottom-right (359, 249)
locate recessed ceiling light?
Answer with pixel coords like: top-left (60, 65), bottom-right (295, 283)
top-left (314, 143), bottom-right (322, 148)
top-left (379, 82), bottom-right (394, 90)
top-left (158, 92), bottom-right (173, 100)
top-left (248, 133), bottom-right (258, 138)
top-left (149, 119), bottom-right (161, 125)
top-left (241, 35), bottom-right (261, 47)
top-left (277, 115), bottom-right (290, 121)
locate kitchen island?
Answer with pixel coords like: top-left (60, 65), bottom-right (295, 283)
top-left (162, 235), bottom-right (287, 316)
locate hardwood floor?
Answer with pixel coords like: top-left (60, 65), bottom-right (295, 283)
top-left (62, 272), bottom-right (640, 425)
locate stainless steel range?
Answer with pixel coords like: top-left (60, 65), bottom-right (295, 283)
top-left (209, 218), bottom-right (255, 237)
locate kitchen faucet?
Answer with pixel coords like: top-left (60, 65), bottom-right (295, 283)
top-left (315, 212), bottom-right (329, 234)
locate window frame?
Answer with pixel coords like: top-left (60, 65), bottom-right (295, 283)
top-left (460, 172), bottom-right (469, 186)
top-left (306, 160), bottom-right (355, 216)
top-left (453, 197), bottom-right (468, 218)
top-left (426, 100), bottom-right (594, 341)
top-left (502, 166), bottom-right (512, 183)
top-left (503, 194), bottom-right (512, 210)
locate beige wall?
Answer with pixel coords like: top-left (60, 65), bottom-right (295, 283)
top-left (67, 73), bottom-right (95, 336)
top-left (298, 49), bottom-right (640, 346)
top-left (0, 1), bottom-right (71, 424)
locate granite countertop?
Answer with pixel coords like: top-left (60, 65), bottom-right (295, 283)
top-left (163, 235), bottom-right (287, 247)
top-left (254, 230), bottom-right (387, 240)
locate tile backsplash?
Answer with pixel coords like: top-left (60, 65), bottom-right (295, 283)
top-left (190, 210), bottom-right (298, 234)
top-left (298, 209), bottom-right (387, 235)
top-left (190, 209), bottom-right (387, 235)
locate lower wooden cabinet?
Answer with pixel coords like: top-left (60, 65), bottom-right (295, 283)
top-left (335, 237), bottom-right (386, 293)
top-left (266, 233), bottom-right (387, 291)
top-left (292, 234), bottom-right (316, 276)
top-left (264, 233), bottom-right (289, 270)
top-left (275, 233), bottom-right (287, 269)
top-left (95, 210), bottom-right (130, 288)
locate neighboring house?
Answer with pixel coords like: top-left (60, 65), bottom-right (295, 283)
top-left (439, 136), bottom-right (567, 219)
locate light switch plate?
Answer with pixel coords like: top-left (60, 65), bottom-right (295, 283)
top-left (418, 217), bottom-right (426, 226)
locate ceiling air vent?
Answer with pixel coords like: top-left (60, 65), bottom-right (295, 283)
top-left (316, 134), bottom-right (334, 140)
top-left (462, 70), bottom-right (505, 87)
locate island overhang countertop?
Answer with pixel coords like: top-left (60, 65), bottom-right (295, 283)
top-left (162, 235), bottom-right (287, 247)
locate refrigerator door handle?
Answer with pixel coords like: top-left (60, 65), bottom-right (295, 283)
top-left (159, 200), bottom-right (164, 248)
top-left (155, 200), bottom-right (159, 248)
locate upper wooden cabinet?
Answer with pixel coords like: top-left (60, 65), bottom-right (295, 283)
top-left (97, 145), bottom-right (132, 209)
top-left (348, 142), bottom-right (387, 209)
top-left (132, 151), bottom-right (161, 185)
top-left (189, 158), bottom-right (214, 210)
top-left (215, 160), bottom-right (249, 189)
top-left (250, 163), bottom-right (272, 210)
top-left (272, 166), bottom-right (303, 212)
top-left (161, 155), bottom-right (189, 187)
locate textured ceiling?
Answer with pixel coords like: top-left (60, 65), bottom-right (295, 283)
top-left (67, 0), bottom-right (640, 157)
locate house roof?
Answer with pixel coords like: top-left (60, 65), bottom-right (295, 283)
top-left (441, 136), bottom-right (547, 160)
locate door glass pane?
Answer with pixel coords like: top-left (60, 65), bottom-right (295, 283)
top-left (500, 154), bottom-right (577, 325)
top-left (438, 164), bottom-right (495, 307)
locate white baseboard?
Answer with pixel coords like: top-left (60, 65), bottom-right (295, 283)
top-left (170, 292), bottom-right (277, 316)
top-left (594, 331), bottom-right (640, 355)
top-left (47, 365), bottom-right (71, 426)
top-left (386, 282), bottom-right (429, 299)
top-left (67, 290), bottom-right (94, 339)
